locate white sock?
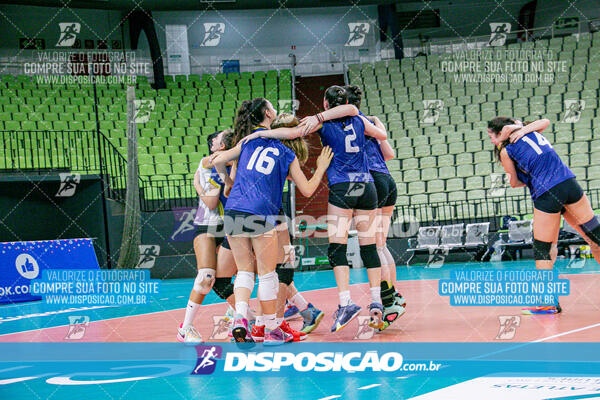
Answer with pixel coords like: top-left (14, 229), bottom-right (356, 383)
top-left (290, 292), bottom-right (309, 311)
top-left (236, 301), bottom-right (249, 319)
top-left (339, 290), bottom-right (352, 307)
top-left (276, 317), bottom-right (284, 326)
top-left (255, 315), bottom-right (264, 327)
top-left (182, 300), bottom-right (200, 329)
top-left (370, 286), bottom-right (382, 304)
top-left (264, 313), bottom-right (277, 330)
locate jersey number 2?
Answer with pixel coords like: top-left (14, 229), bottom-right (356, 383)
top-left (344, 124), bottom-right (359, 153)
top-left (522, 132), bottom-right (552, 155)
top-left (247, 146), bottom-right (279, 175)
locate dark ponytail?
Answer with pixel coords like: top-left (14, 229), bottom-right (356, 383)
top-left (234, 97), bottom-right (269, 145)
top-left (344, 85), bottom-right (362, 109)
top-left (488, 116), bottom-right (522, 161)
top-left (324, 85), bottom-right (348, 108)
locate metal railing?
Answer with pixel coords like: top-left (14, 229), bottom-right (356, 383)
top-left (0, 129), bottom-right (128, 202)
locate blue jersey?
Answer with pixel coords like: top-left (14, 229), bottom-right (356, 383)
top-left (505, 131), bottom-right (575, 200)
top-left (319, 115), bottom-right (373, 186)
top-left (225, 137), bottom-right (296, 216)
top-left (359, 111), bottom-right (390, 175)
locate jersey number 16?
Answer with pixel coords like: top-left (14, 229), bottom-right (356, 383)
top-left (247, 146), bottom-right (279, 175)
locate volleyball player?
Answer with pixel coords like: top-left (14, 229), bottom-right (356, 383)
top-left (177, 130), bottom-right (231, 343)
top-left (213, 98), bottom-right (333, 345)
top-left (254, 86), bottom-right (389, 332)
top-left (344, 84), bottom-right (406, 330)
top-left (489, 117), bottom-right (600, 314)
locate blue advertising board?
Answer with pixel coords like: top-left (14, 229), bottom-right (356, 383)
top-left (0, 238), bottom-right (99, 304)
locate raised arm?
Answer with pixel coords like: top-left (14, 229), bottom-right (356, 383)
top-left (367, 116), bottom-right (394, 160)
top-left (499, 148), bottom-right (525, 188)
top-left (298, 104), bottom-right (360, 135)
top-left (287, 146), bottom-right (333, 197)
top-left (500, 119), bottom-right (551, 143)
top-left (238, 126), bottom-right (304, 144)
top-left (213, 144), bottom-right (242, 187)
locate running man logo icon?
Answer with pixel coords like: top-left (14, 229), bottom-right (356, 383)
top-left (421, 100), bottom-right (443, 124)
top-left (170, 208), bottom-right (196, 241)
top-left (65, 315), bottom-right (90, 340)
top-left (566, 254), bottom-right (586, 269)
top-left (563, 100), bottom-right (585, 123)
top-left (426, 247), bottom-right (448, 269)
top-left (345, 172), bottom-right (370, 197)
top-left (192, 345), bottom-right (223, 375)
top-left (278, 99), bottom-right (300, 113)
top-left (134, 99), bottom-right (155, 124)
top-left (353, 316), bottom-right (374, 340)
top-left (496, 315), bottom-right (520, 340)
top-left (345, 23), bottom-right (370, 46)
top-left (488, 173), bottom-right (508, 197)
top-left (200, 23), bottom-right (225, 47)
top-left (56, 173), bottom-right (80, 197)
top-left (137, 245), bottom-right (160, 268)
top-left (56, 23), bottom-right (81, 47)
top-left (488, 23), bottom-right (511, 46)
top-left (209, 316), bottom-right (231, 340)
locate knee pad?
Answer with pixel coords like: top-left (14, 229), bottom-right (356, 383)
top-left (276, 263), bottom-right (294, 286)
top-left (360, 243), bottom-right (381, 269)
top-left (533, 239), bottom-right (553, 261)
top-left (234, 270), bottom-right (255, 291)
top-left (193, 268), bottom-right (215, 294)
top-left (258, 271), bottom-right (279, 301)
top-left (328, 243), bottom-right (348, 267)
top-left (581, 216), bottom-right (600, 245)
top-left (213, 277), bottom-right (234, 300)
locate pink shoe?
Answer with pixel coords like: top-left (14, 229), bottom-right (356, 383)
top-left (264, 326), bottom-right (293, 346)
top-left (231, 314), bottom-right (254, 343)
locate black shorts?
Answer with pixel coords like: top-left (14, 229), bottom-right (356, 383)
top-left (328, 181), bottom-right (378, 210)
top-left (223, 209), bottom-right (276, 236)
top-left (371, 170), bottom-right (398, 208)
top-left (195, 224), bottom-right (225, 247)
top-left (533, 178), bottom-right (584, 214)
top-left (221, 236), bottom-right (230, 250)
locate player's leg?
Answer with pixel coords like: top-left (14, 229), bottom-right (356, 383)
top-left (228, 235), bottom-right (256, 342)
top-left (523, 206), bottom-right (561, 315)
top-left (251, 228), bottom-right (292, 345)
top-left (178, 231), bottom-right (217, 344)
top-left (563, 193), bottom-right (600, 264)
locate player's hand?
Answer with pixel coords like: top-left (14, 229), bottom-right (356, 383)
top-left (316, 146), bottom-right (333, 171)
top-left (224, 184), bottom-right (232, 197)
top-left (499, 123), bottom-right (522, 142)
top-left (509, 127), bottom-right (527, 143)
top-left (208, 152), bottom-right (220, 165)
top-left (299, 115), bottom-right (320, 135)
top-left (239, 132), bottom-right (261, 145)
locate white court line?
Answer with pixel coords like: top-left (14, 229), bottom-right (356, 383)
top-left (533, 321), bottom-right (600, 342)
top-left (357, 383), bottom-right (382, 390)
top-left (317, 396), bottom-right (341, 400)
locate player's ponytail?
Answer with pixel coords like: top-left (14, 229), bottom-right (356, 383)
top-left (234, 98), bottom-right (268, 144)
top-left (324, 85), bottom-right (348, 109)
top-left (271, 113), bottom-right (309, 164)
top-left (344, 85), bottom-right (362, 109)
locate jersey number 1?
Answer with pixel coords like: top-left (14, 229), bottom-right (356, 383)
top-left (522, 132), bottom-right (552, 155)
top-left (247, 146), bottom-right (279, 175)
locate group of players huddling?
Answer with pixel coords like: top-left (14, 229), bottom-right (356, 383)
top-left (177, 83), bottom-right (600, 345)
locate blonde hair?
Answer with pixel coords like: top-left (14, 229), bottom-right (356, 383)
top-left (271, 113), bottom-right (309, 164)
